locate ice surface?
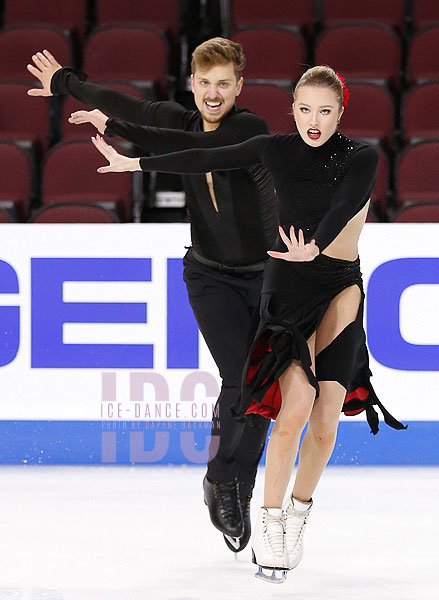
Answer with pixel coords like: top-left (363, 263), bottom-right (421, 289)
top-left (0, 465), bottom-right (437, 600)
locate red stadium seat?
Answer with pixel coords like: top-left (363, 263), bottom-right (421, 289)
top-left (0, 26), bottom-right (73, 81)
top-left (315, 25), bottom-right (401, 90)
top-left (413, 0), bottom-right (439, 30)
top-left (3, 0), bottom-right (87, 40)
top-left (83, 26), bottom-right (169, 98)
top-left (322, 0), bottom-right (406, 34)
top-left (42, 140), bottom-right (133, 221)
top-left (97, 0), bottom-right (180, 39)
top-left (0, 141), bottom-right (32, 220)
top-left (396, 141), bottom-right (439, 207)
top-left (236, 83), bottom-right (295, 134)
top-left (370, 149), bottom-right (390, 221)
top-left (402, 82), bottom-right (439, 144)
top-left (392, 202), bottom-right (439, 222)
top-left (231, 0), bottom-right (314, 35)
top-left (60, 83), bottom-right (145, 141)
top-left (338, 82), bottom-right (394, 149)
top-left (232, 28), bottom-right (305, 85)
top-left (366, 204), bottom-right (379, 222)
top-left (0, 208), bottom-right (15, 222)
top-left (0, 83), bottom-right (51, 152)
top-left (407, 27), bottom-right (439, 84)
top-left (30, 203), bottom-right (120, 223)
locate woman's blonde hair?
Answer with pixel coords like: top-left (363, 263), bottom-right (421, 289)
top-left (293, 66), bottom-right (344, 109)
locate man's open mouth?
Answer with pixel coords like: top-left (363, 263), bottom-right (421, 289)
top-left (205, 101), bottom-right (222, 112)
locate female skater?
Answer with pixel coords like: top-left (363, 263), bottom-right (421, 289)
top-left (90, 66), bottom-right (405, 583)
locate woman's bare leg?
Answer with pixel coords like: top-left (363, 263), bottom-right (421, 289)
top-left (263, 283), bottom-right (362, 508)
top-left (263, 336), bottom-right (316, 508)
top-left (292, 284), bottom-right (361, 501)
top-left (292, 380), bottom-right (345, 501)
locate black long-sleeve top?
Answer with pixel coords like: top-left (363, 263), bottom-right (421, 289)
top-left (51, 67), bottom-right (278, 266)
top-left (137, 131), bottom-right (379, 252)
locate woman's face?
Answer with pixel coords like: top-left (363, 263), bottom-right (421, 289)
top-left (292, 85), bottom-right (343, 147)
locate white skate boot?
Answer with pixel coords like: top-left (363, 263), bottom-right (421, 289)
top-left (284, 497), bottom-right (313, 570)
top-left (251, 507), bottom-right (288, 584)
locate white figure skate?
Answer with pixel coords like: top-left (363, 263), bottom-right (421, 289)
top-left (284, 497), bottom-right (313, 570)
top-left (251, 507), bottom-right (288, 584)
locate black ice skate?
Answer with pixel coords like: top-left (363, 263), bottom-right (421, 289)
top-left (203, 475), bottom-right (243, 538)
top-left (223, 480), bottom-right (253, 553)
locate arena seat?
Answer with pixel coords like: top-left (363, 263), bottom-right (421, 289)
top-left (402, 82), bottom-right (439, 144)
top-left (0, 25), bottom-right (73, 81)
top-left (407, 27), bottom-right (439, 84)
top-left (230, 0), bottom-right (314, 35)
top-left (0, 83), bottom-right (51, 152)
top-left (322, 0), bottom-right (407, 34)
top-left (3, 0), bottom-right (87, 40)
top-left (96, 0), bottom-right (181, 39)
top-left (396, 141), bottom-right (439, 207)
top-left (315, 24), bottom-right (401, 90)
top-left (236, 83), bottom-right (295, 134)
top-left (83, 25), bottom-right (169, 98)
top-left (231, 28), bottom-right (305, 87)
top-left (0, 141), bottom-right (32, 220)
top-left (42, 140), bottom-right (133, 221)
top-left (29, 202), bottom-right (120, 223)
top-left (338, 82), bottom-right (394, 149)
top-left (0, 208), bottom-right (15, 222)
top-left (392, 202), bottom-right (439, 222)
top-left (370, 149), bottom-right (390, 221)
top-left (366, 204), bottom-right (379, 222)
top-left (60, 83), bottom-right (145, 141)
top-left (413, 0), bottom-right (439, 30)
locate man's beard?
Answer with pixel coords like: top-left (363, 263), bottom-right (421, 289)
top-left (202, 111), bottom-right (223, 123)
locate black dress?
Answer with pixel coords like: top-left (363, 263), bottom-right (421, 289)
top-left (138, 131), bottom-right (406, 434)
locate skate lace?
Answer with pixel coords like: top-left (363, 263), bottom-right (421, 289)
top-left (285, 510), bottom-right (308, 551)
top-left (215, 481), bottom-right (239, 521)
top-left (262, 513), bottom-right (285, 556)
top-left (240, 491), bottom-right (252, 519)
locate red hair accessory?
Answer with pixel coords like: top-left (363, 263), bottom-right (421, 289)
top-left (336, 72), bottom-right (350, 107)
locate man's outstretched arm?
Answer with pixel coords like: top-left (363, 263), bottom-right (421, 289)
top-left (26, 49), bottom-right (186, 128)
top-left (68, 107), bottom-right (269, 154)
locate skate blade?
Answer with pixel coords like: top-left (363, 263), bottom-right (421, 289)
top-left (224, 535), bottom-right (240, 550)
top-left (255, 566), bottom-right (287, 584)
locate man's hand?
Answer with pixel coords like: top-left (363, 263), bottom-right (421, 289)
top-left (92, 134), bottom-right (140, 173)
top-left (27, 49), bottom-right (62, 97)
top-left (267, 226), bottom-right (320, 262)
top-left (69, 109), bottom-right (109, 135)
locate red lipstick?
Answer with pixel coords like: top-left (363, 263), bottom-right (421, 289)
top-left (307, 128), bottom-right (321, 140)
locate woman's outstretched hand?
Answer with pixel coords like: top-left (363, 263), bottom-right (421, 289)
top-left (91, 134), bottom-right (140, 173)
top-left (69, 109), bottom-right (109, 135)
top-left (267, 226), bottom-right (320, 262)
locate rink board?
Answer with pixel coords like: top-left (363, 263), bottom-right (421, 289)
top-left (0, 420), bottom-right (437, 465)
top-left (0, 223), bottom-right (438, 465)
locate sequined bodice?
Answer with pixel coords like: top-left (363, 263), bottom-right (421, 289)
top-left (139, 129), bottom-right (378, 253)
top-left (263, 132), bottom-right (365, 246)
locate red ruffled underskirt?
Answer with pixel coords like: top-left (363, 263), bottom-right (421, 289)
top-left (244, 338), bottom-right (372, 420)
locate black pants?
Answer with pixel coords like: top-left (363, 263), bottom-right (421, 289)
top-left (183, 250), bottom-right (270, 484)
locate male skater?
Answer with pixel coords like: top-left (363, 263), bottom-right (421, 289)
top-left (27, 38), bottom-right (277, 552)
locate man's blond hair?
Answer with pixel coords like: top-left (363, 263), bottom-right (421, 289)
top-left (191, 37), bottom-right (246, 80)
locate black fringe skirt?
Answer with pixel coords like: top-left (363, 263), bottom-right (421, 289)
top-left (232, 253), bottom-right (406, 434)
